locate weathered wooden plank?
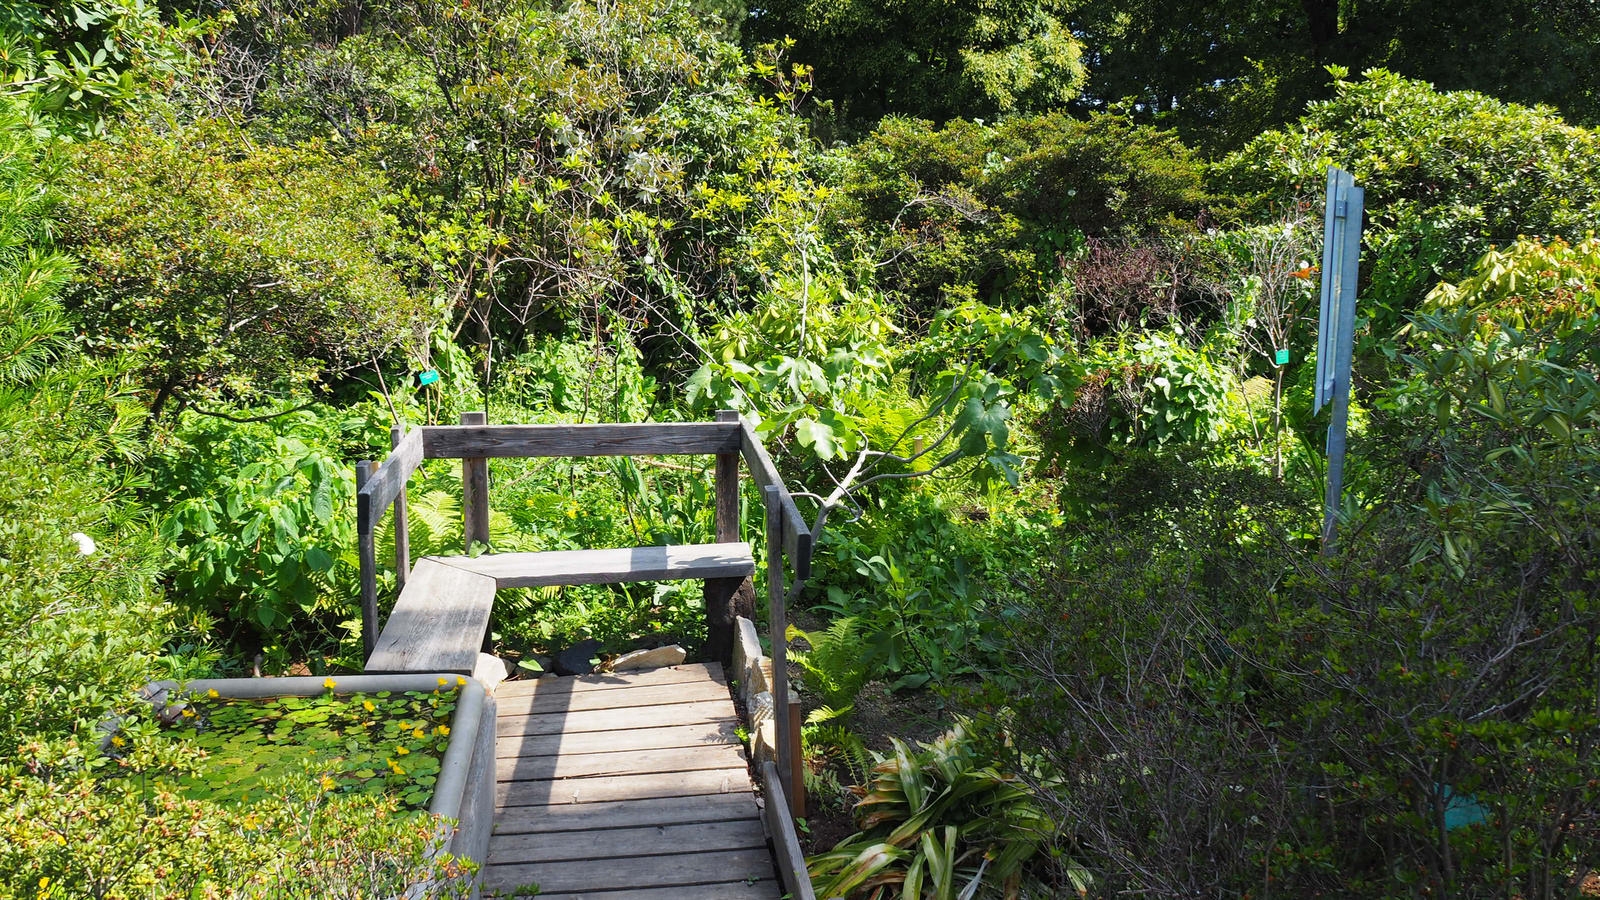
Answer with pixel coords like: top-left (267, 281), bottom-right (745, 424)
top-left (421, 422), bottom-right (740, 459)
top-left (496, 679), bottom-right (732, 717)
top-left (493, 663), bottom-right (723, 699)
top-left (365, 559), bottom-right (497, 673)
top-left (513, 883), bottom-right (781, 900)
top-left (482, 848), bottom-right (776, 894)
top-left (356, 461), bottom-right (379, 661)
top-left (496, 767), bottom-right (752, 807)
top-left (738, 421), bottom-right (811, 577)
top-left (716, 411), bottom-right (743, 543)
top-left (495, 721), bottom-right (741, 759)
top-left (762, 760), bottom-right (819, 900)
top-left (708, 411), bottom-right (746, 665)
top-left (496, 744), bottom-right (748, 782)
top-left (496, 700), bottom-right (735, 738)
top-left (489, 818), bottom-right (768, 865)
top-left (460, 411), bottom-right (491, 552)
top-left (356, 426), bottom-right (424, 532)
top-left (490, 793), bottom-right (758, 835)
top-left (428, 543), bottom-right (754, 589)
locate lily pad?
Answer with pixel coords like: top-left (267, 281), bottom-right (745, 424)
top-left (159, 687), bottom-right (460, 812)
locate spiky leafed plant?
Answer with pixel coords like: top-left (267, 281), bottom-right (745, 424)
top-left (807, 721), bottom-right (1086, 900)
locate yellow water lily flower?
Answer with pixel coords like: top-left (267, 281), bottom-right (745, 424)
top-left (320, 775), bottom-right (336, 791)
top-left (412, 728), bottom-right (426, 740)
top-left (437, 677), bottom-right (449, 686)
top-left (323, 677), bottom-right (338, 690)
top-left (395, 745), bottom-right (410, 756)
top-left (111, 736), bottom-right (124, 747)
top-left (436, 725), bottom-right (450, 736)
top-left (456, 676), bottom-right (467, 686)
top-left (206, 689), bottom-right (220, 699)
top-left (181, 708), bottom-right (195, 718)
top-left (362, 700), bottom-right (375, 713)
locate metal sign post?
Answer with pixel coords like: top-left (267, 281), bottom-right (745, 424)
top-left (1316, 167), bottom-right (1364, 554)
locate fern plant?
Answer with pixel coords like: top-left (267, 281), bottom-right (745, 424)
top-left (788, 616), bottom-right (878, 719)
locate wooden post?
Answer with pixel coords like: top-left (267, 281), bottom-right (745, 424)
top-left (764, 485), bottom-right (797, 813)
top-left (391, 424), bottom-right (411, 591)
top-left (460, 411), bottom-right (490, 552)
top-left (787, 692), bottom-right (806, 817)
top-left (356, 461), bottom-right (378, 663)
top-left (704, 410), bottom-right (743, 664)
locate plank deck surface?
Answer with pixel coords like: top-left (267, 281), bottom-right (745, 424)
top-left (481, 662), bottom-right (778, 898)
top-left (428, 542), bottom-right (754, 588)
top-left (364, 558), bottom-right (497, 673)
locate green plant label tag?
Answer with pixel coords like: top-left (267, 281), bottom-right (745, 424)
top-left (1275, 349), bottom-right (1290, 365)
top-left (414, 369), bottom-right (441, 387)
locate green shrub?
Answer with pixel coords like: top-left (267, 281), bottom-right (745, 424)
top-left (743, 0), bottom-right (1086, 123)
top-left (0, 742), bottom-right (474, 900)
top-left (0, 94), bottom-right (166, 754)
top-left (1216, 69), bottom-right (1600, 327)
top-left (148, 405), bottom-right (385, 636)
top-left (990, 281), bottom-right (1600, 899)
top-left (59, 120), bottom-right (426, 415)
top-left (833, 114), bottom-right (1207, 311)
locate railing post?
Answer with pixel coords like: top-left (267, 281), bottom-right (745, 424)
top-left (356, 460), bottom-right (378, 662)
top-left (391, 424), bottom-right (411, 591)
top-left (705, 410), bottom-right (745, 664)
top-left (764, 484), bottom-right (800, 816)
top-left (460, 411), bottom-right (490, 552)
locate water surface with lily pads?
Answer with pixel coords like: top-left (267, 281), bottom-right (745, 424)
top-left (164, 678), bottom-right (465, 810)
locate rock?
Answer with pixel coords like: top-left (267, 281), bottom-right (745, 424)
top-left (553, 639), bottom-right (603, 676)
top-left (748, 691), bottom-right (777, 765)
top-left (473, 653), bottom-right (510, 691)
top-left (609, 644), bottom-right (686, 672)
top-left (732, 617), bottom-right (764, 702)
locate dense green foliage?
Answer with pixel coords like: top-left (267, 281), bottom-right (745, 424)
top-left (743, 0), bottom-right (1086, 123)
top-left (1218, 69), bottom-right (1600, 327)
top-left (61, 122), bottom-right (424, 413)
top-left (0, 0), bottom-right (1597, 893)
top-left (1069, 0), bottom-right (1600, 150)
top-left (832, 113), bottom-right (1206, 310)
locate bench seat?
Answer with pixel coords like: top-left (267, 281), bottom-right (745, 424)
top-left (427, 542), bottom-right (755, 589)
top-left (366, 557), bottom-right (498, 674)
top-left (365, 543), bottom-right (755, 674)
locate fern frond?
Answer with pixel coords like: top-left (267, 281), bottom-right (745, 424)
top-left (788, 616), bottom-right (874, 712)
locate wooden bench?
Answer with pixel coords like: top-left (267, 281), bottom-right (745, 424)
top-left (365, 542), bottom-right (756, 674)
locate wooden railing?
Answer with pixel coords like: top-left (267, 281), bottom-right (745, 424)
top-left (352, 411), bottom-right (814, 807)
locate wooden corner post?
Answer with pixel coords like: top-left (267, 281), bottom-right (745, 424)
top-left (461, 411), bottom-right (490, 552)
top-left (356, 460), bottom-right (378, 661)
top-left (704, 409), bottom-right (744, 664)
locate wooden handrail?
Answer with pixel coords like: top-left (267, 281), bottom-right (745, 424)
top-left (355, 426), bottom-right (424, 533)
top-left (740, 420), bottom-right (811, 579)
top-left (419, 421), bottom-right (740, 459)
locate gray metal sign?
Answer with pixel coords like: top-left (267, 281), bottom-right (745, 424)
top-left (1317, 167), bottom-right (1364, 552)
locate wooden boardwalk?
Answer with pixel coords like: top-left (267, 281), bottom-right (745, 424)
top-left (481, 662), bottom-right (781, 899)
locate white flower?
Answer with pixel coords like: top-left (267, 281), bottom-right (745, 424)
top-left (70, 533), bottom-right (96, 556)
